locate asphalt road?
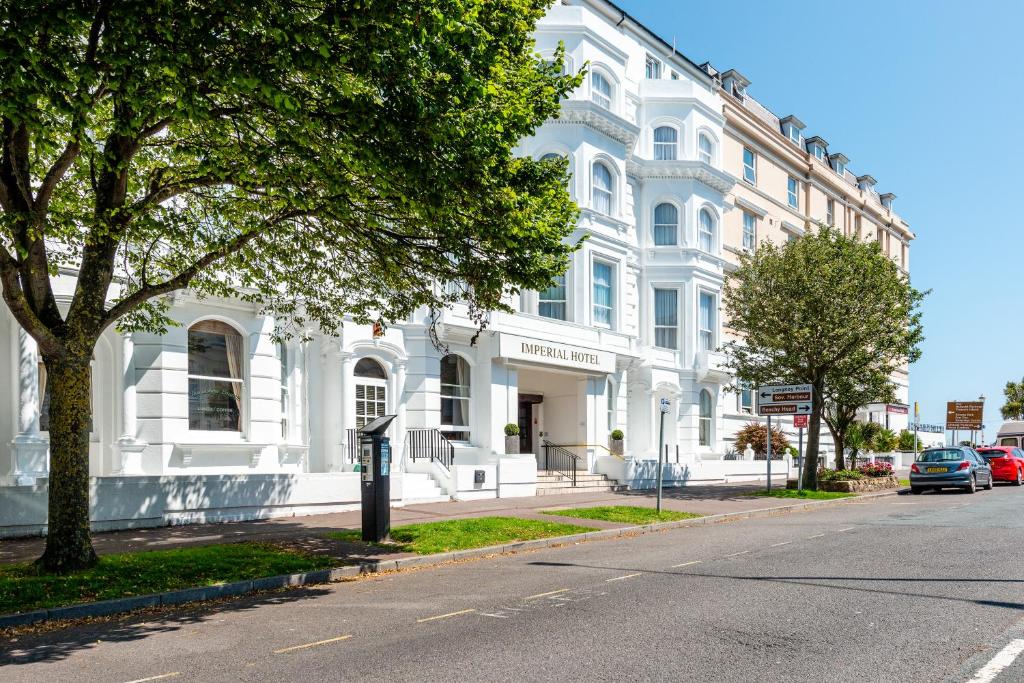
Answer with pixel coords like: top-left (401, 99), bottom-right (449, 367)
top-left (5, 486), bottom-right (1024, 682)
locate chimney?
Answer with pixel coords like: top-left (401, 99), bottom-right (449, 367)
top-left (879, 192), bottom-right (896, 211)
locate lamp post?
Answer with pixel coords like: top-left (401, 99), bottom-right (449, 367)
top-left (979, 394), bottom-right (986, 445)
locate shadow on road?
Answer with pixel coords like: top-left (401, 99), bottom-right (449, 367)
top-left (0, 584), bottom-right (332, 666)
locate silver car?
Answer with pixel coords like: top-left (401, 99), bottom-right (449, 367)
top-left (910, 446), bottom-right (994, 494)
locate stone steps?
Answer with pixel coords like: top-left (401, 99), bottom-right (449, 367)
top-left (535, 471), bottom-right (627, 495)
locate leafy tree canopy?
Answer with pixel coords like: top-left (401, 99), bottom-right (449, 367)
top-left (1001, 379), bottom-right (1024, 421)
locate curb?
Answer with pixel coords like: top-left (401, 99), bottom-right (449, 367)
top-left (0, 487), bottom-right (900, 629)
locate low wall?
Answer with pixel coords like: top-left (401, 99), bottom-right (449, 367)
top-left (0, 472), bottom-right (395, 538)
top-left (596, 455), bottom-right (791, 489)
top-left (819, 475), bottom-right (900, 493)
top-left (497, 454), bottom-right (537, 498)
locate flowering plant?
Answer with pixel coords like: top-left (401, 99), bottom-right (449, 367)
top-left (857, 461), bottom-right (894, 477)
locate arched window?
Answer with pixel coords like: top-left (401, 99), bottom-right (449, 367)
top-left (354, 357), bottom-right (387, 429)
top-left (440, 354), bottom-right (471, 441)
top-left (653, 203), bottom-right (678, 246)
top-left (540, 152), bottom-right (561, 162)
top-left (592, 162), bottom-right (613, 215)
top-left (653, 126), bottom-right (678, 160)
top-left (699, 208), bottom-right (715, 252)
top-left (591, 72), bottom-right (612, 109)
top-left (188, 320), bottom-right (245, 431)
top-left (699, 389), bottom-right (713, 446)
top-left (698, 133), bottom-right (714, 164)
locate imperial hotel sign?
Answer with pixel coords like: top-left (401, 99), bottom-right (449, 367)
top-left (498, 333), bottom-right (616, 374)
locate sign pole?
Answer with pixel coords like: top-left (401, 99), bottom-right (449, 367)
top-left (797, 426), bottom-right (804, 492)
top-left (656, 404), bottom-right (666, 513)
top-left (766, 415), bottom-right (772, 493)
top-left (913, 402), bottom-right (919, 454)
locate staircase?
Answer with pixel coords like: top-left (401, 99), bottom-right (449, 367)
top-left (536, 470), bottom-right (627, 496)
top-left (402, 472), bottom-right (450, 503)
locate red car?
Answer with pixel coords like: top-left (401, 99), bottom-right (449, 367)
top-left (977, 447), bottom-right (1024, 485)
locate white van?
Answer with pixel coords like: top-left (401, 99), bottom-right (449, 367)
top-left (995, 421), bottom-right (1024, 447)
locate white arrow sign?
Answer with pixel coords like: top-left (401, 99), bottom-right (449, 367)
top-left (757, 383), bottom-right (813, 416)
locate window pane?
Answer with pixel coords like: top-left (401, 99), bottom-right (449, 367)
top-left (592, 163), bottom-right (612, 214)
top-left (653, 126), bottom-right (677, 160)
top-left (189, 378), bottom-right (242, 431)
top-left (593, 261), bottom-right (613, 326)
top-left (699, 292), bottom-right (715, 351)
top-left (354, 358), bottom-right (387, 379)
top-left (699, 390), bottom-right (712, 446)
top-left (743, 148), bottom-right (756, 183)
top-left (699, 135), bottom-right (713, 164)
top-left (699, 210), bottom-right (714, 252)
top-left (591, 73), bottom-right (611, 109)
top-left (653, 203), bottom-right (678, 245)
top-left (654, 288), bottom-right (678, 349)
top-left (539, 273), bottom-right (567, 320)
top-left (742, 211), bottom-right (756, 250)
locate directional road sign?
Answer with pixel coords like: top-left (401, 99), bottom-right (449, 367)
top-left (757, 383), bottom-right (813, 417)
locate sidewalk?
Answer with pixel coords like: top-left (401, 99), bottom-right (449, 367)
top-left (0, 482), bottom-right (855, 565)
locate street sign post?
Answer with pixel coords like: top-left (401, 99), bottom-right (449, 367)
top-left (793, 414), bottom-right (807, 492)
top-left (946, 401), bottom-right (983, 430)
top-left (657, 398), bottom-right (670, 512)
top-left (758, 384), bottom-right (815, 493)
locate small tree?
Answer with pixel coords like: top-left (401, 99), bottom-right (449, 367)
top-left (872, 428), bottom-right (899, 453)
top-left (0, 1), bottom-right (581, 572)
top-left (897, 429), bottom-right (919, 452)
top-left (723, 227), bottom-right (924, 489)
top-left (1002, 379), bottom-right (1024, 421)
top-left (734, 422), bottom-right (790, 458)
top-left (822, 362), bottom-right (896, 470)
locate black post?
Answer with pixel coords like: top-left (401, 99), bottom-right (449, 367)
top-left (359, 414), bottom-right (397, 543)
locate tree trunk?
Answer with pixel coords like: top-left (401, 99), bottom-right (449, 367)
top-left (804, 378), bottom-right (826, 489)
top-left (833, 432), bottom-right (846, 470)
top-left (37, 351), bottom-right (98, 572)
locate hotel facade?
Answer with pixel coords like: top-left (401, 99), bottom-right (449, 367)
top-left (0, 0), bottom-right (914, 535)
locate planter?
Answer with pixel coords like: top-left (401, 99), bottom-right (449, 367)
top-left (505, 435), bottom-right (520, 455)
top-left (610, 438), bottom-right (624, 456)
top-left (819, 474), bottom-right (899, 493)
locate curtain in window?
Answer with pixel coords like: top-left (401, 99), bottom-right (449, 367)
top-left (699, 389), bottom-right (712, 446)
top-left (189, 320), bottom-right (245, 431)
top-left (699, 292), bottom-right (714, 351)
top-left (699, 134), bottom-right (713, 164)
top-left (653, 203), bottom-right (678, 246)
top-left (743, 212), bottom-right (756, 250)
top-left (654, 289), bottom-right (678, 349)
top-left (592, 163), bottom-right (612, 215)
top-left (539, 273), bottom-right (567, 320)
top-left (591, 73), bottom-right (611, 108)
top-left (592, 262), bottom-right (612, 326)
top-left (653, 126), bottom-right (677, 160)
top-left (699, 209), bottom-right (714, 252)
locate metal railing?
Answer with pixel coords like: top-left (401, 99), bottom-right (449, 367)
top-left (345, 429), bottom-right (358, 464)
top-left (405, 428), bottom-right (454, 472)
top-left (542, 440), bottom-right (581, 487)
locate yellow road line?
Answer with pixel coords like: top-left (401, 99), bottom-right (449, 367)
top-left (273, 634), bottom-right (353, 654)
top-left (671, 560), bottom-right (702, 568)
top-left (124, 674), bottom-right (181, 683)
top-left (416, 608), bottom-right (476, 623)
top-left (524, 588), bottom-right (570, 600)
top-left (769, 541), bottom-right (791, 547)
top-left (605, 573), bottom-right (642, 582)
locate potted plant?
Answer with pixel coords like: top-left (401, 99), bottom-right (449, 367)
top-left (610, 429), bottom-right (624, 455)
top-left (504, 423), bottom-right (520, 454)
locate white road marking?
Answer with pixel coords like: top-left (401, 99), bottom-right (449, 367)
top-left (525, 588), bottom-right (570, 600)
top-left (838, 527), bottom-right (855, 532)
top-left (724, 550), bottom-right (749, 557)
top-left (416, 608), bottom-right (476, 623)
top-left (807, 534), bottom-right (826, 539)
top-left (123, 675), bottom-right (181, 683)
top-left (769, 541), bottom-right (792, 547)
top-left (605, 573), bottom-right (642, 582)
top-left (273, 634), bottom-right (353, 654)
top-left (672, 560), bottom-right (702, 568)
top-left (966, 638), bottom-right (1024, 682)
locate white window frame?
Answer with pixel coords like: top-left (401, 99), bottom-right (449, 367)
top-left (591, 258), bottom-right (615, 329)
top-left (743, 147), bottom-right (756, 184)
top-left (652, 126), bottom-right (678, 161)
top-left (812, 144), bottom-right (826, 161)
top-left (698, 208), bottom-right (715, 253)
top-left (653, 287), bottom-right (679, 350)
top-left (698, 290), bottom-right (716, 352)
top-left (591, 161), bottom-right (613, 215)
top-left (645, 55), bottom-right (661, 79)
top-left (606, 379), bottom-right (617, 431)
top-left (439, 354), bottom-right (471, 442)
top-left (591, 71), bottom-right (612, 110)
top-left (742, 211), bottom-right (756, 251)
top-left (538, 272), bottom-right (568, 321)
top-left (652, 202), bottom-right (679, 246)
top-left (187, 319), bottom-right (247, 434)
top-left (826, 198), bottom-right (835, 226)
top-left (354, 358), bottom-right (388, 430)
top-left (698, 133), bottom-right (713, 165)
top-left (278, 341), bottom-right (290, 441)
top-left (698, 389), bottom-right (713, 447)
top-left (739, 382), bottom-right (753, 414)
top-left (787, 176), bottom-right (799, 209)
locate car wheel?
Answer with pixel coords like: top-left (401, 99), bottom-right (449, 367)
top-left (1015, 469), bottom-right (1022, 487)
top-left (985, 472), bottom-right (995, 490)
top-left (966, 475), bottom-right (977, 494)
top-left (911, 486), bottom-right (924, 495)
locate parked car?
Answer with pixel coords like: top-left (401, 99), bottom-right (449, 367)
top-left (910, 446), bottom-right (994, 494)
top-left (976, 446), bottom-right (1024, 485)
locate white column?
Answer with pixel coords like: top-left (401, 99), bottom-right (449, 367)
top-left (394, 359), bottom-right (407, 470)
top-left (320, 341), bottom-right (345, 472)
top-left (338, 350), bottom-right (353, 470)
top-left (11, 326), bottom-right (48, 483)
top-left (114, 332), bottom-right (147, 474)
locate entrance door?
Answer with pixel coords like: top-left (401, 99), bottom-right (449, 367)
top-left (518, 394), bottom-right (543, 454)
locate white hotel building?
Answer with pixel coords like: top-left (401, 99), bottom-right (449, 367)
top-left (0, 0), bottom-right (913, 535)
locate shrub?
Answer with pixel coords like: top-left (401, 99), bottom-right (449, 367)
top-left (504, 423), bottom-right (520, 437)
top-left (734, 422), bottom-right (790, 457)
top-left (871, 428), bottom-right (899, 453)
top-left (858, 461), bottom-right (893, 478)
top-left (819, 468), bottom-right (863, 481)
top-left (897, 429), bottom-right (920, 452)
top-left (610, 429), bottom-right (624, 441)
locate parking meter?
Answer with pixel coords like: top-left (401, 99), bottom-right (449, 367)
top-left (358, 414), bottom-right (397, 542)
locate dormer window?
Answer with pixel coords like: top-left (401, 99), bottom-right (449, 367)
top-left (806, 136), bottom-right (828, 162)
top-left (879, 193), bottom-right (896, 211)
top-left (829, 153), bottom-right (849, 178)
top-left (780, 116), bottom-right (805, 147)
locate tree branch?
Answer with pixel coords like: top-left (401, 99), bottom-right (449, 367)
top-left (34, 139), bottom-right (81, 213)
top-left (0, 247), bottom-right (62, 354)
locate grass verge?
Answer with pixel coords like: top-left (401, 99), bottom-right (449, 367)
top-left (540, 505), bottom-right (703, 525)
top-left (325, 516), bottom-right (594, 555)
top-left (0, 542), bottom-right (334, 615)
top-left (746, 489), bottom-right (855, 500)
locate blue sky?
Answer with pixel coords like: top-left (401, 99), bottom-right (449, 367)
top-left (619, 0), bottom-right (1022, 439)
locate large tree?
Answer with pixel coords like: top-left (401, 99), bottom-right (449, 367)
top-left (722, 227), bottom-right (924, 489)
top-left (1001, 379), bottom-right (1024, 421)
top-left (0, 1), bottom-right (581, 572)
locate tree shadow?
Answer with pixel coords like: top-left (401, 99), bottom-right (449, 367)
top-left (0, 583), bottom-right (334, 666)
